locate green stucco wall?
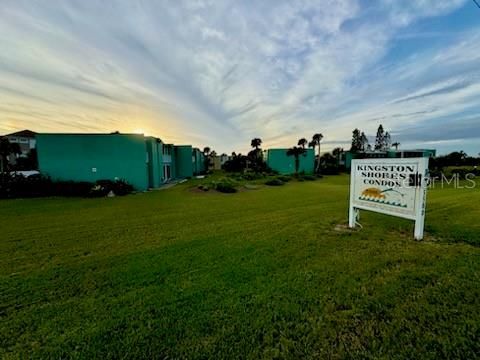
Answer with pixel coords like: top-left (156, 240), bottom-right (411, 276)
top-left (146, 137), bottom-right (163, 188)
top-left (266, 148), bottom-right (315, 174)
top-left (174, 145), bottom-right (193, 178)
top-left (37, 134), bottom-right (149, 190)
top-left (192, 148), bottom-right (205, 175)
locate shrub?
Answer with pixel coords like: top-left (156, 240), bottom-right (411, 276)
top-left (216, 182), bottom-right (237, 193)
top-left (0, 175), bottom-right (134, 199)
top-left (277, 175), bottom-right (291, 182)
top-left (0, 173), bottom-right (53, 198)
top-left (113, 179), bottom-right (134, 196)
top-left (90, 179), bottom-right (134, 197)
top-left (197, 184), bottom-right (210, 192)
top-left (56, 181), bottom-right (95, 197)
top-left (242, 172), bottom-right (265, 181)
top-left (321, 166), bottom-right (340, 175)
top-left (265, 178), bottom-right (284, 186)
top-left (302, 175), bottom-right (316, 181)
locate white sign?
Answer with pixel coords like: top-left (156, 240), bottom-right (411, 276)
top-left (349, 157), bottom-right (429, 240)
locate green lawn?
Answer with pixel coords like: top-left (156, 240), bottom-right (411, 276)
top-left (1, 175), bottom-right (479, 359)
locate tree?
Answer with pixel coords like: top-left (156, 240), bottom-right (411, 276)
top-left (251, 138), bottom-right (262, 150)
top-left (384, 131), bottom-right (391, 149)
top-left (297, 138), bottom-right (308, 149)
top-left (319, 152), bottom-right (341, 175)
top-left (203, 147), bottom-right (212, 170)
top-left (374, 124), bottom-right (385, 151)
top-left (311, 133), bottom-right (323, 173)
top-left (0, 138), bottom-right (20, 173)
top-left (249, 137), bottom-right (266, 172)
top-left (320, 152), bottom-right (337, 167)
top-left (14, 149), bottom-right (38, 171)
top-left (286, 146), bottom-right (306, 174)
top-left (360, 132), bottom-right (369, 151)
top-left (332, 147), bottom-right (344, 164)
top-left (392, 142), bottom-right (400, 150)
top-left (350, 129), bottom-right (362, 152)
top-left (223, 153), bottom-right (248, 172)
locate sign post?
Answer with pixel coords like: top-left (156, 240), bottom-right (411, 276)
top-left (349, 157), bottom-right (429, 240)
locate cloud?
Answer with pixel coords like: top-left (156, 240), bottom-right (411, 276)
top-left (0, 0), bottom-right (478, 155)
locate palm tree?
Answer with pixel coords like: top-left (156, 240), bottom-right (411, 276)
top-left (203, 147), bottom-right (212, 170)
top-left (311, 133), bottom-right (323, 173)
top-left (392, 142), bottom-right (400, 150)
top-left (286, 146), bottom-right (306, 174)
top-left (297, 138), bottom-right (308, 148)
top-left (251, 138), bottom-right (262, 150)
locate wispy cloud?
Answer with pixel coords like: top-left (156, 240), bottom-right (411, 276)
top-left (0, 0), bottom-right (478, 155)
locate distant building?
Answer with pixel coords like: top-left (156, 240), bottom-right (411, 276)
top-left (36, 133), bottom-right (205, 190)
top-left (211, 154), bottom-right (230, 171)
top-left (4, 130), bottom-right (36, 156)
top-left (344, 149), bottom-right (436, 170)
top-left (264, 148), bottom-right (315, 174)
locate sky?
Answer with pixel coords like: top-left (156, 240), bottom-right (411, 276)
top-left (0, 0), bottom-right (479, 155)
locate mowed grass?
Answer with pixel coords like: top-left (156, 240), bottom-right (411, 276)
top-left (1, 175), bottom-right (479, 359)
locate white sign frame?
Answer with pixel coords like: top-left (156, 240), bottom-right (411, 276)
top-left (348, 157), bottom-right (429, 240)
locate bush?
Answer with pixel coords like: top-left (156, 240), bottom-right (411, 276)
top-left (302, 175), bottom-right (316, 181)
top-left (242, 172), bottom-right (265, 181)
top-left (321, 166), bottom-right (340, 175)
top-left (0, 173), bottom-right (52, 198)
top-left (216, 182), bottom-right (237, 193)
top-left (265, 178), bottom-right (284, 186)
top-left (0, 175), bottom-right (134, 199)
top-left (197, 184), bottom-right (210, 192)
top-left (93, 179), bottom-right (134, 197)
top-left (277, 175), bottom-right (291, 182)
top-left (56, 181), bottom-right (95, 197)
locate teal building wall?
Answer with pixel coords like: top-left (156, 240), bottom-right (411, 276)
top-left (265, 148), bottom-right (315, 174)
top-left (160, 144), bottom-right (175, 181)
top-left (37, 133), bottom-right (149, 190)
top-left (192, 148), bottom-right (205, 175)
top-left (37, 133), bottom-right (205, 189)
top-left (145, 137), bottom-right (163, 188)
top-left (174, 145), bottom-right (193, 178)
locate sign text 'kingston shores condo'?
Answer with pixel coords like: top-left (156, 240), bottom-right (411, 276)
top-left (36, 133), bottom-right (205, 191)
top-left (348, 157), bottom-right (429, 240)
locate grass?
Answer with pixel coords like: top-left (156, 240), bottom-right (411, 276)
top-left (1, 174), bottom-right (479, 359)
